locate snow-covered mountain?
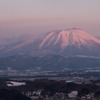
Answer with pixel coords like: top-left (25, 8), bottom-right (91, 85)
top-left (40, 28), bottom-right (100, 49)
top-left (0, 34), bottom-right (40, 57)
top-left (0, 28), bottom-right (100, 57)
top-left (39, 28), bottom-right (100, 56)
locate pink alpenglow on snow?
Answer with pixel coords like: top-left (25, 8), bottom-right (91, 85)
top-left (39, 28), bottom-right (100, 49)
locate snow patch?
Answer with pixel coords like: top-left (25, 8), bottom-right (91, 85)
top-left (68, 91), bottom-right (78, 98)
top-left (7, 81), bottom-right (26, 87)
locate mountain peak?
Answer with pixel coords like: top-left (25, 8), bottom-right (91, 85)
top-left (39, 28), bottom-right (100, 49)
top-left (1, 28), bottom-right (100, 57)
top-left (65, 27), bottom-right (82, 31)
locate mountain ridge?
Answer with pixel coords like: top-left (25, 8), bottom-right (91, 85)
top-left (0, 28), bottom-right (100, 57)
top-left (39, 28), bottom-right (100, 49)
top-left (39, 28), bottom-right (100, 56)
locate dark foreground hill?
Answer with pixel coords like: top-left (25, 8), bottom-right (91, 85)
top-left (0, 79), bottom-right (100, 99)
top-left (0, 89), bottom-right (31, 100)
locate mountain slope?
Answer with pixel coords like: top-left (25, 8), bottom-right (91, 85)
top-left (39, 28), bottom-right (100, 56)
top-left (0, 28), bottom-right (100, 57)
top-left (0, 34), bottom-right (40, 57)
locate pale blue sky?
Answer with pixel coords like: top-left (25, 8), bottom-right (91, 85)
top-left (0, 0), bottom-right (100, 37)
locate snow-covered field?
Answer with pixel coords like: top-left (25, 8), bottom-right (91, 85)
top-left (7, 81), bottom-right (26, 87)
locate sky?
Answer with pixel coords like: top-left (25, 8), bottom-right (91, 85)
top-left (0, 0), bottom-right (100, 38)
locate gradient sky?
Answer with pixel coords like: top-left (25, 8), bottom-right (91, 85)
top-left (0, 0), bottom-right (100, 38)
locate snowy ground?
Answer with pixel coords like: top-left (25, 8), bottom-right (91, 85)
top-left (7, 81), bottom-right (26, 87)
